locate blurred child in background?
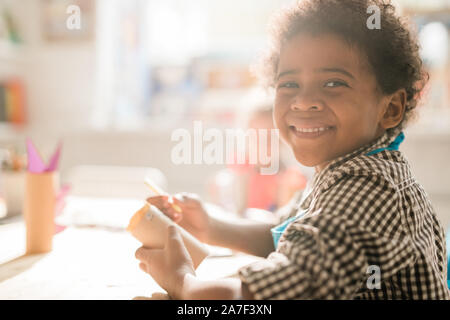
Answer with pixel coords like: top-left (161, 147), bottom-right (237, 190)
top-left (207, 96), bottom-right (308, 220)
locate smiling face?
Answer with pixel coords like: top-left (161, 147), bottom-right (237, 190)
top-left (274, 33), bottom-right (391, 171)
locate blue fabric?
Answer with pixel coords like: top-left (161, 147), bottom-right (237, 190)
top-left (271, 210), bottom-right (309, 248)
top-left (446, 229), bottom-right (450, 289)
top-left (271, 215), bottom-right (299, 248)
top-left (366, 132), bottom-right (405, 156)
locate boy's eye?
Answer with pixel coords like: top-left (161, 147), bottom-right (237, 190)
top-left (278, 82), bottom-right (299, 89)
top-left (324, 80), bottom-right (348, 88)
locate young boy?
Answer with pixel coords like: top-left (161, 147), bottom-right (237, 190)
top-left (135, 0), bottom-right (450, 299)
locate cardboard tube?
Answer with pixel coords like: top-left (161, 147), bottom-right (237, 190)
top-left (127, 203), bottom-right (209, 269)
top-left (24, 172), bottom-right (58, 254)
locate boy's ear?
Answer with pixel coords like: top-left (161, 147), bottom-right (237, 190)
top-left (380, 89), bottom-right (407, 130)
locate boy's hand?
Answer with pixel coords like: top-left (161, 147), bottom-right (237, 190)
top-left (146, 193), bottom-right (211, 243)
top-left (135, 225), bottom-right (195, 299)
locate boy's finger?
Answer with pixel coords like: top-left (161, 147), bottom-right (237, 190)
top-left (173, 212), bottom-right (182, 223)
top-left (139, 262), bottom-right (147, 273)
top-left (160, 206), bottom-right (179, 221)
top-left (146, 196), bottom-right (180, 221)
top-left (183, 192), bottom-right (200, 201)
top-left (168, 197), bottom-right (183, 213)
top-left (146, 195), bottom-right (169, 208)
top-left (135, 247), bottom-right (147, 261)
top-left (172, 193), bottom-right (184, 204)
top-left (173, 193), bottom-right (199, 208)
top-left (172, 194), bottom-right (193, 211)
top-left (135, 246), bottom-right (154, 262)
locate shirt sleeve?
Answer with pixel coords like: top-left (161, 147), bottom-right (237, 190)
top-left (238, 173), bottom-right (418, 299)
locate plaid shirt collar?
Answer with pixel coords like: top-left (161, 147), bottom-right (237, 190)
top-left (299, 128), bottom-right (402, 210)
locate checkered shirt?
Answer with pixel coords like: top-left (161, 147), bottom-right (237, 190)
top-left (238, 129), bottom-right (450, 299)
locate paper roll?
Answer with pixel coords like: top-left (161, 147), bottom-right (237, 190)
top-left (24, 172), bottom-right (58, 254)
top-left (127, 203), bottom-right (209, 269)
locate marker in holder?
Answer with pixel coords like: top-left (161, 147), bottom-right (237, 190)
top-left (24, 171), bottom-right (58, 254)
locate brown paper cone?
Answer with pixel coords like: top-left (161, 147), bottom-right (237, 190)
top-left (24, 172), bottom-right (58, 254)
top-left (127, 203), bottom-right (209, 269)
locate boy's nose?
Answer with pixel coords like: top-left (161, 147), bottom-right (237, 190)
top-left (290, 97), bottom-right (323, 112)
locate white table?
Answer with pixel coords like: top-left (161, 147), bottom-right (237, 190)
top-left (0, 197), bottom-right (263, 300)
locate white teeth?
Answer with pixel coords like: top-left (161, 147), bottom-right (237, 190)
top-left (295, 127), bottom-right (330, 133)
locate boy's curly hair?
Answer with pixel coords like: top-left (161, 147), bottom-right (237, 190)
top-left (254, 0), bottom-right (428, 131)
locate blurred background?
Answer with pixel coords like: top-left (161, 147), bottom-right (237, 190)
top-left (0, 0), bottom-right (449, 229)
